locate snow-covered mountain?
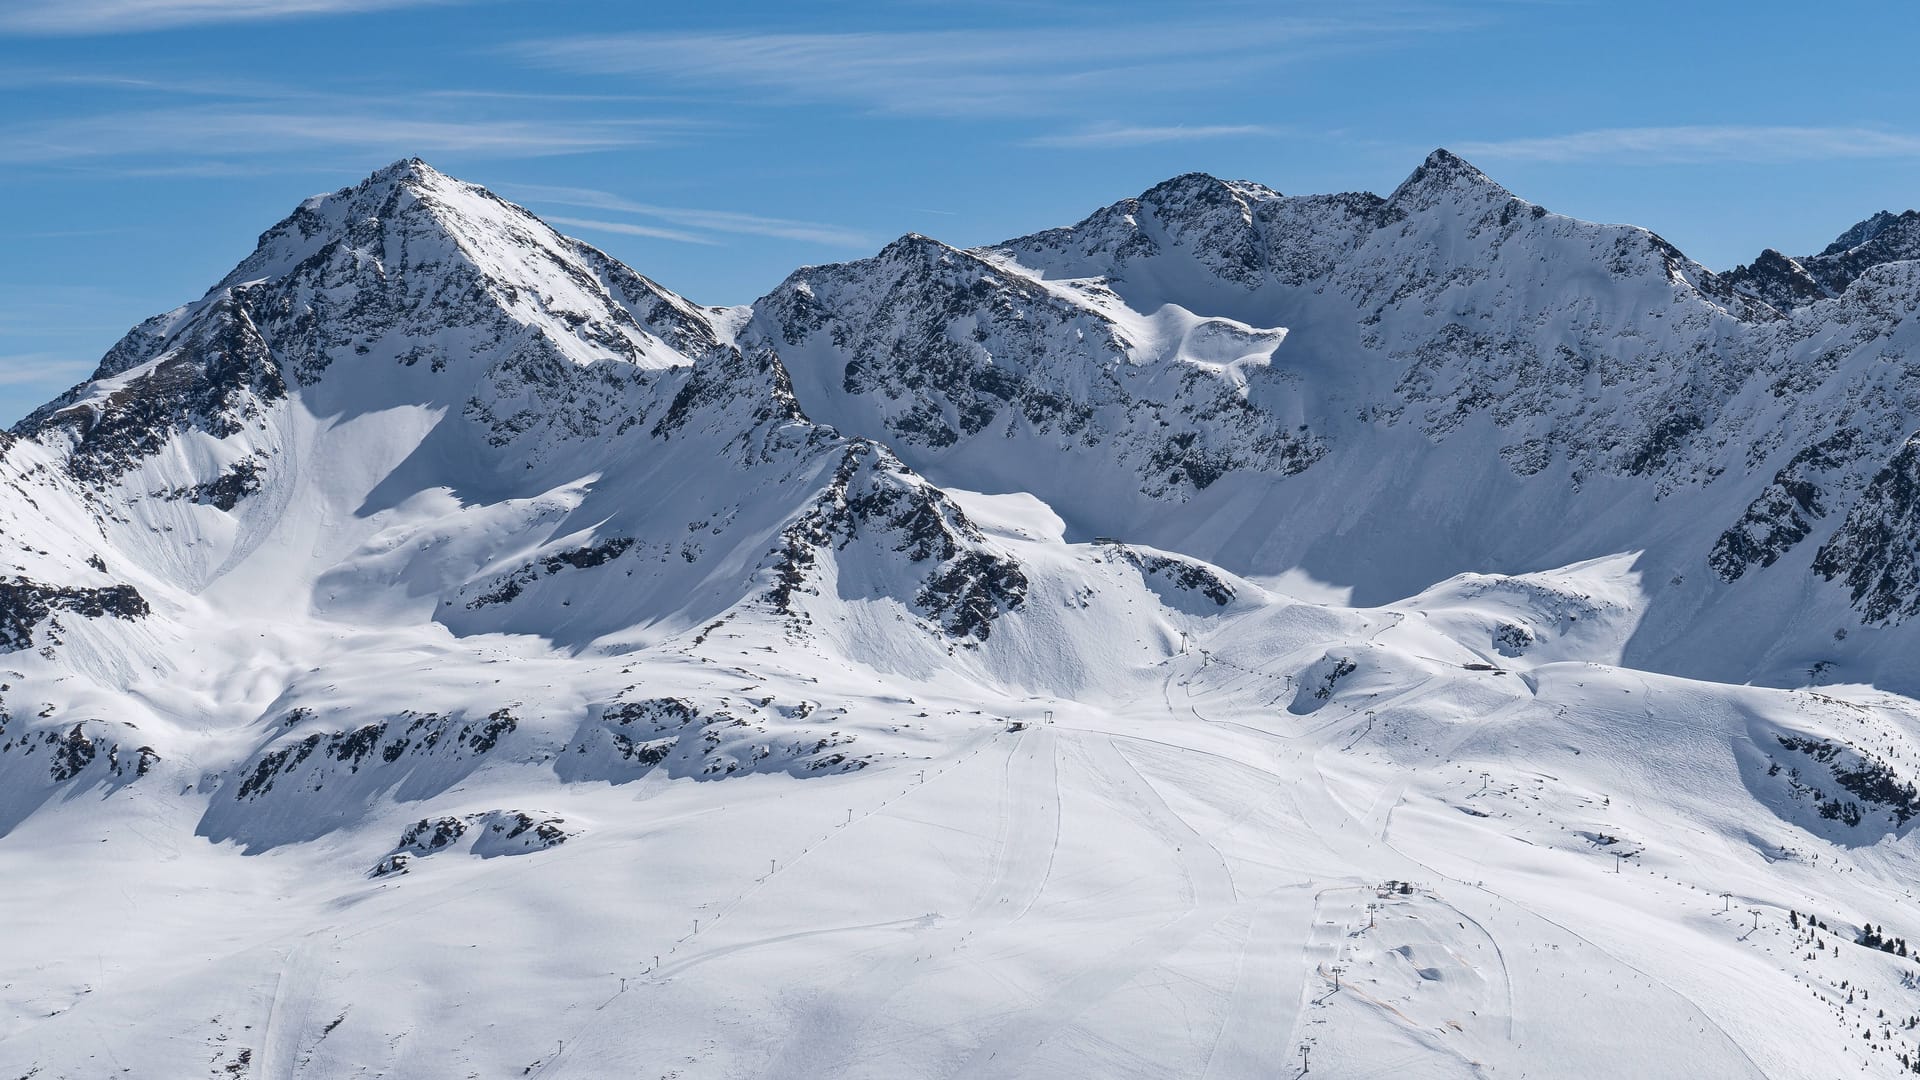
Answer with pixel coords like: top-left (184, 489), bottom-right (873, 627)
top-left (756, 151), bottom-right (1920, 691)
top-left (7, 155), bottom-right (1920, 1078)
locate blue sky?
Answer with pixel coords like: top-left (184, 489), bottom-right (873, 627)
top-left (2, 0), bottom-right (1918, 424)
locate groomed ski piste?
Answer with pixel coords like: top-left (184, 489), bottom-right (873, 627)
top-left (6, 155), bottom-right (1920, 1078)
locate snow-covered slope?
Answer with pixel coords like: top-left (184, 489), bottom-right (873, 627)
top-left (8, 155), bottom-right (1920, 1079)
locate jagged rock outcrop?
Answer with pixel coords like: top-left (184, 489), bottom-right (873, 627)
top-left (0, 577), bottom-right (149, 652)
top-left (1812, 432), bottom-right (1920, 623)
top-left (1725, 209), bottom-right (1920, 313)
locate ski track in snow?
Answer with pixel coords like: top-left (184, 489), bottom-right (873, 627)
top-left (755, 728), bottom-right (1061, 1078)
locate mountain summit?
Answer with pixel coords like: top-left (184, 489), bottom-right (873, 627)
top-left (7, 155), bottom-right (1920, 1079)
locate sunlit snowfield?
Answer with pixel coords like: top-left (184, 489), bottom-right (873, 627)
top-left (7, 538), bottom-right (1918, 1078)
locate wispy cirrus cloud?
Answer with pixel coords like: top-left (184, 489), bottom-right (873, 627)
top-left (1456, 125), bottom-right (1920, 165)
top-left (1024, 124), bottom-right (1280, 149)
top-left (0, 106), bottom-right (679, 165)
top-left (509, 184), bottom-right (871, 248)
top-left (543, 217), bottom-right (718, 246)
top-left (0, 68), bottom-right (292, 95)
top-left (0, 0), bottom-right (467, 35)
top-left (510, 15), bottom-right (1472, 117)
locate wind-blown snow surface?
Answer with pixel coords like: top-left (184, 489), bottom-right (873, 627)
top-left (8, 157), bottom-right (1920, 1078)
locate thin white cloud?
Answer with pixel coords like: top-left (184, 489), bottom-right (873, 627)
top-left (1025, 124), bottom-right (1279, 149)
top-left (0, 354), bottom-right (95, 387)
top-left (0, 68), bottom-right (289, 95)
top-left (544, 216), bottom-right (718, 246)
top-left (0, 0), bottom-right (464, 34)
top-left (420, 89), bottom-right (696, 106)
top-left (1456, 125), bottom-right (1920, 165)
top-left (511, 16), bottom-right (1469, 117)
top-left (0, 107), bottom-right (671, 164)
top-left (510, 184), bottom-right (872, 248)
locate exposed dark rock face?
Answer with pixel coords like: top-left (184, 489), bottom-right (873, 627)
top-left (370, 809), bottom-right (570, 875)
top-left (559, 695), bottom-right (871, 784)
top-left (1812, 432), bottom-right (1920, 622)
top-left (15, 294), bottom-right (287, 485)
top-left (1722, 249), bottom-right (1825, 315)
top-left (1805, 210), bottom-right (1920, 295)
top-left (566, 697), bottom-right (699, 773)
top-left (652, 343), bottom-right (809, 444)
top-left (0, 578), bottom-right (149, 652)
top-left (398, 814), bottom-right (470, 853)
top-left (469, 537), bottom-right (635, 608)
top-left (232, 708), bottom-right (518, 803)
top-left (1316, 657), bottom-right (1358, 699)
top-left (1711, 431), bottom-right (1856, 582)
top-left (1723, 210), bottom-right (1920, 313)
top-left (1775, 733), bottom-right (1920, 828)
top-left (767, 441), bottom-right (1027, 640)
top-left (0, 714), bottom-right (159, 786)
top-left (158, 453), bottom-right (267, 511)
top-left (1104, 543), bottom-right (1236, 606)
top-left (916, 551), bottom-right (1030, 640)
top-left (1290, 653), bottom-right (1359, 715)
top-left (1493, 622), bottom-right (1535, 657)
top-left (481, 810), bottom-right (569, 850)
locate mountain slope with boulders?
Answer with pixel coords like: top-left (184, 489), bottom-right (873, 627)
top-left (6, 155), bottom-right (1920, 1079)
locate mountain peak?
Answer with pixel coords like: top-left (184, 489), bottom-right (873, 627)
top-left (1722, 247), bottom-right (1825, 313)
top-left (1135, 171), bottom-right (1281, 212)
top-left (225, 157), bottom-right (572, 295)
top-left (876, 231), bottom-right (975, 267)
top-left (1417, 146), bottom-right (1490, 178)
top-left (17, 156), bottom-right (717, 451)
top-left (1786, 208), bottom-right (1920, 298)
top-left (364, 155), bottom-right (442, 184)
top-left (1140, 171), bottom-right (1227, 198)
top-left (1385, 147), bottom-right (1510, 211)
top-left (1819, 209), bottom-right (1914, 257)
top-left (293, 157), bottom-right (452, 213)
